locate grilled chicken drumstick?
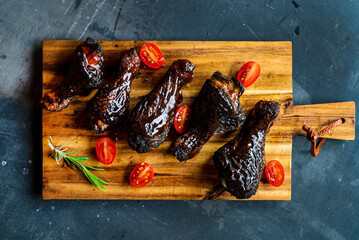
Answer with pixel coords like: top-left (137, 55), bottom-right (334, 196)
top-left (213, 100), bottom-right (280, 199)
top-left (128, 59), bottom-right (195, 153)
top-left (41, 37), bottom-right (104, 111)
top-left (87, 48), bottom-right (141, 131)
top-left (170, 72), bottom-right (246, 161)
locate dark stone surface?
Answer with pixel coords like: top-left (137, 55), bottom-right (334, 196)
top-left (0, 0), bottom-right (358, 239)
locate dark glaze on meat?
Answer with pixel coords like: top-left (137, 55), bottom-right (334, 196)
top-left (41, 37), bottom-right (104, 111)
top-left (213, 100), bottom-right (280, 199)
top-left (87, 48), bottom-right (141, 131)
top-left (170, 72), bottom-right (246, 162)
top-left (128, 59), bottom-right (195, 153)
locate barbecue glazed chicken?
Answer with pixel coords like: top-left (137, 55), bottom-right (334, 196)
top-left (128, 59), bottom-right (195, 153)
top-left (87, 48), bottom-right (141, 131)
top-left (41, 37), bottom-right (104, 111)
top-left (170, 72), bottom-right (246, 161)
top-left (213, 100), bottom-right (280, 199)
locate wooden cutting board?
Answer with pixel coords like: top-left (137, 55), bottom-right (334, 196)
top-left (42, 41), bottom-right (355, 200)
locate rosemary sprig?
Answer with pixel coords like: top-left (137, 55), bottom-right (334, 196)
top-left (47, 136), bottom-right (109, 191)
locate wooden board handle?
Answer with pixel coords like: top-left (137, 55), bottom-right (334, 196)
top-left (281, 101), bottom-right (355, 140)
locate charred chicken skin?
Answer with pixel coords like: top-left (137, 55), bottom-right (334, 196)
top-left (128, 59), bottom-right (195, 153)
top-left (213, 100), bottom-right (280, 199)
top-left (170, 72), bottom-right (246, 162)
top-left (87, 48), bottom-right (141, 131)
top-left (41, 37), bottom-right (104, 111)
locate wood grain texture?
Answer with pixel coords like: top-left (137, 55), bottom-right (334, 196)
top-left (42, 40), bottom-right (355, 200)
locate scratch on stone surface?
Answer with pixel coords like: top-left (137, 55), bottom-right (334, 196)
top-left (66, 5), bottom-right (84, 38)
top-left (63, 1), bottom-right (73, 17)
top-left (66, 21), bottom-right (78, 38)
top-left (113, 7), bottom-right (123, 34)
top-left (276, 11), bottom-right (292, 27)
top-left (323, 39), bottom-right (343, 69)
top-left (88, 22), bottom-right (113, 38)
top-left (216, 21), bottom-right (229, 37)
top-left (310, 219), bottom-right (346, 240)
top-left (78, 0), bottom-right (107, 39)
top-left (151, 216), bottom-right (169, 226)
top-left (225, 0), bottom-right (260, 40)
top-left (245, 24), bottom-right (260, 40)
top-left (0, 119), bottom-right (20, 142)
top-left (265, 0), bottom-right (275, 10)
top-left (278, 203), bottom-right (346, 240)
top-left (200, 201), bottom-right (230, 217)
top-left (338, 173), bottom-right (345, 182)
top-left (0, 134), bottom-right (18, 144)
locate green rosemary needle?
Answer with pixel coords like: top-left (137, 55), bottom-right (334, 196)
top-left (47, 136), bottom-right (109, 191)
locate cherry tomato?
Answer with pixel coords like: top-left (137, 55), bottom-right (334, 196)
top-left (265, 160), bottom-right (285, 187)
top-left (129, 162), bottom-right (154, 187)
top-left (87, 51), bottom-right (100, 65)
top-left (82, 46), bottom-right (100, 66)
top-left (139, 43), bottom-right (165, 69)
top-left (236, 61), bottom-right (261, 87)
top-left (174, 105), bottom-right (192, 134)
top-left (96, 137), bottom-right (116, 165)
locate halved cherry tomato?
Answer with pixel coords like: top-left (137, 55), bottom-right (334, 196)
top-left (174, 105), bottom-right (191, 134)
top-left (139, 43), bottom-right (165, 69)
top-left (236, 61), bottom-right (261, 87)
top-left (96, 137), bottom-right (116, 165)
top-left (82, 46), bottom-right (100, 66)
top-left (265, 160), bottom-right (285, 187)
top-left (87, 51), bottom-right (100, 65)
top-left (129, 162), bottom-right (154, 187)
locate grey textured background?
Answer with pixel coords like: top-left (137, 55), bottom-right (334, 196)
top-left (0, 0), bottom-right (358, 239)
